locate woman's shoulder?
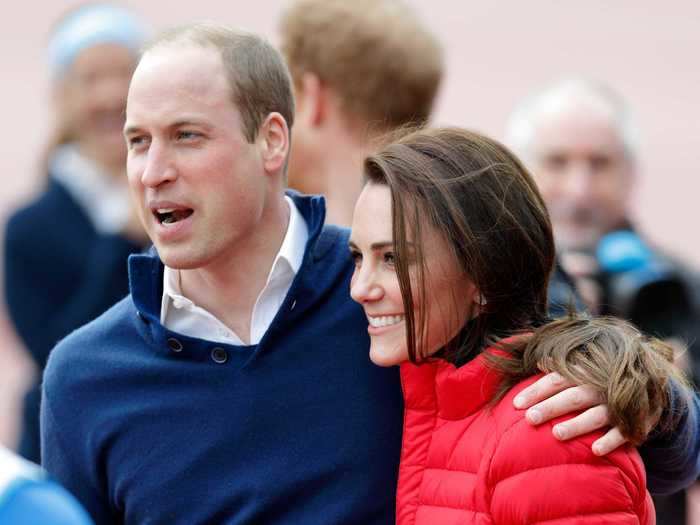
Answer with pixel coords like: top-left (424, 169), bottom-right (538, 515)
top-left (483, 377), bottom-right (649, 520)
top-left (490, 375), bottom-right (644, 476)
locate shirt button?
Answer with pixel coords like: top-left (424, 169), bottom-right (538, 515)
top-left (211, 347), bottom-right (228, 364)
top-left (167, 338), bottom-right (184, 353)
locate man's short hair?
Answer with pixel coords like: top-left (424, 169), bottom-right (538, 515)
top-left (145, 23), bottom-right (294, 143)
top-left (279, 0), bottom-right (443, 131)
top-left (505, 78), bottom-right (639, 164)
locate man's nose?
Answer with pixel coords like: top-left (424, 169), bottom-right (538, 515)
top-left (141, 142), bottom-right (176, 188)
top-left (563, 163), bottom-right (594, 203)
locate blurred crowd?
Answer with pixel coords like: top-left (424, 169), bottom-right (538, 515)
top-left (0, 2), bottom-right (698, 524)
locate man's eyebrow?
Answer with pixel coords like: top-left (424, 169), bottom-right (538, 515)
top-left (123, 124), bottom-right (142, 136)
top-left (169, 119), bottom-right (212, 130)
top-left (123, 119), bottom-right (213, 136)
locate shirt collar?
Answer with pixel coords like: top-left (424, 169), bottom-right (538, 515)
top-left (276, 195), bottom-right (308, 276)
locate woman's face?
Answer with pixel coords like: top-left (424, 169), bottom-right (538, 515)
top-left (56, 43), bottom-right (136, 169)
top-left (349, 183), bottom-right (480, 366)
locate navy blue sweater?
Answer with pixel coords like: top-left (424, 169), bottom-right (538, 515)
top-left (42, 194), bottom-right (699, 524)
top-left (42, 194), bottom-right (403, 524)
top-left (4, 178), bottom-right (141, 462)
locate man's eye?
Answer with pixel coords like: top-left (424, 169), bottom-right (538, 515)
top-left (177, 130), bottom-right (200, 141)
top-left (350, 249), bottom-right (362, 267)
top-left (127, 136), bottom-right (149, 149)
top-left (544, 154), bottom-right (568, 171)
top-left (589, 155), bottom-right (612, 172)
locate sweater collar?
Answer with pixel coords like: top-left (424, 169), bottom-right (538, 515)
top-left (400, 345), bottom-right (510, 420)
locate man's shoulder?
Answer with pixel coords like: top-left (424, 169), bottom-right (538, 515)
top-left (44, 296), bottom-right (140, 389)
top-left (62, 294), bottom-right (135, 342)
top-left (312, 223), bottom-right (351, 266)
top-left (5, 182), bottom-right (85, 254)
top-left (7, 182), bottom-right (75, 230)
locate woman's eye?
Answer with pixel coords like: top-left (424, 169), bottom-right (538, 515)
top-left (383, 252), bottom-right (396, 266)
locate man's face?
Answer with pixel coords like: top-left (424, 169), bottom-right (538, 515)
top-left (124, 45), bottom-right (267, 270)
top-left (59, 43), bottom-right (136, 168)
top-left (529, 107), bottom-right (634, 252)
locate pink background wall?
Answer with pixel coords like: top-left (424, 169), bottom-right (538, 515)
top-left (0, 1), bottom-right (698, 445)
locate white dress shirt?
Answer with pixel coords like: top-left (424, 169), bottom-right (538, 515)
top-left (160, 196), bottom-right (309, 345)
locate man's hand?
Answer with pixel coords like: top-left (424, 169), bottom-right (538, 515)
top-left (513, 372), bottom-right (627, 456)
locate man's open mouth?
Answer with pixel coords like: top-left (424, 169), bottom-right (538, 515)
top-left (154, 208), bottom-right (194, 225)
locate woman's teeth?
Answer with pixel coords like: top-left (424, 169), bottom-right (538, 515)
top-left (368, 315), bottom-right (405, 328)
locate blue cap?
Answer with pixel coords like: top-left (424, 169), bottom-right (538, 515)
top-left (47, 4), bottom-right (148, 78)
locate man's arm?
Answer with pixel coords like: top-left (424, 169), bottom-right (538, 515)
top-left (514, 372), bottom-right (700, 495)
top-left (41, 384), bottom-right (112, 523)
top-left (638, 380), bottom-right (700, 494)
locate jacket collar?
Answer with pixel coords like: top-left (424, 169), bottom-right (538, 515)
top-left (400, 343), bottom-right (516, 420)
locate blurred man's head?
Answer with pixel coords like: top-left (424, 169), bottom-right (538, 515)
top-left (506, 79), bottom-right (638, 252)
top-left (279, 0), bottom-right (443, 199)
top-left (49, 4), bottom-right (148, 171)
top-left (124, 24), bottom-right (293, 270)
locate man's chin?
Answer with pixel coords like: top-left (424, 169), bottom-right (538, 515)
top-left (157, 247), bottom-right (204, 270)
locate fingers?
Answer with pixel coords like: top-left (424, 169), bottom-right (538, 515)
top-left (551, 404), bottom-right (610, 441)
top-left (513, 372), bottom-right (572, 410)
top-left (513, 372), bottom-right (627, 456)
top-left (592, 427), bottom-right (627, 456)
top-left (521, 384), bottom-right (605, 425)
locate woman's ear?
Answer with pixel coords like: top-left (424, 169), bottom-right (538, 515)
top-left (259, 112), bottom-right (290, 174)
top-left (471, 287), bottom-right (487, 318)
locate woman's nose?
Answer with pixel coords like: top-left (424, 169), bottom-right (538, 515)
top-left (350, 265), bottom-right (384, 304)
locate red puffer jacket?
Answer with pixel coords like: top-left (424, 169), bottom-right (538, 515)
top-left (397, 350), bottom-right (654, 525)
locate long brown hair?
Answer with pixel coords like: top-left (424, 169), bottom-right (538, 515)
top-left (365, 127), bottom-right (554, 363)
top-left (364, 127), bottom-right (687, 444)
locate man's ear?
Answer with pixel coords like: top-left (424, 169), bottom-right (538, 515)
top-left (296, 72), bottom-right (325, 127)
top-left (259, 112), bottom-right (290, 174)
